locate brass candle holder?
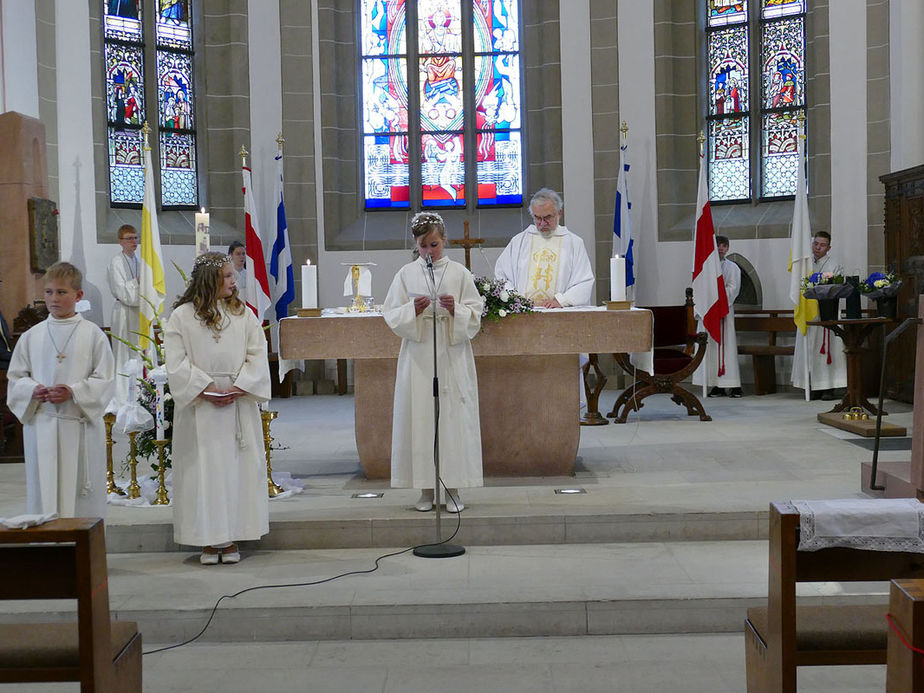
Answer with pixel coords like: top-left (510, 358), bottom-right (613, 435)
top-left (126, 431), bottom-right (141, 499)
top-left (261, 409), bottom-right (284, 497)
top-left (103, 413), bottom-right (125, 495)
top-left (151, 440), bottom-right (170, 505)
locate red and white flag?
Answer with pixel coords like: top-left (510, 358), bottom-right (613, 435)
top-left (242, 165), bottom-right (272, 321)
top-left (691, 151), bottom-right (729, 349)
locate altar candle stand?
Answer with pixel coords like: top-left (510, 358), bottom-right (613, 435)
top-left (104, 413), bottom-right (125, 495)
top-left (152, 440), bottom-right (170, 505)
top-left (126, 431), bottom-right (141, 499)
top-left (261, 409), bottom-right (284, 497)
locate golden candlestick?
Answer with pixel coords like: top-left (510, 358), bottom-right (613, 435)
top-left (126, 431), bottom-right (141, 499)
top-left (104, 413), bottom-right (125, 496)
top-left (261, 409), bottom-right (284, 497)
top-left (151, 440), bottom-right (170, 505)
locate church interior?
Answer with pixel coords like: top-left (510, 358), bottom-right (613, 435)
top-left (1, 0), bottom-right (924, 691)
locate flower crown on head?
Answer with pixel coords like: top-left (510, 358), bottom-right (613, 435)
top-left (411, 212), bottom-right (444, 235)
top-left (193, 253), bottom-right (231, 271)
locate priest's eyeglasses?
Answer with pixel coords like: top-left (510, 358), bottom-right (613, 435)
top-left (532, 213), bottom-right (556, 224)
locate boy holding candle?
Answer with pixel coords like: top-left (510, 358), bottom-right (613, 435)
top-left (6, 262), bottom-right (115, 517)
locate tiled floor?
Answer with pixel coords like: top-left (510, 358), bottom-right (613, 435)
top-left (0, 390), bottom-right (912, 692)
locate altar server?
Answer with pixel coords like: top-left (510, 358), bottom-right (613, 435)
top-left (165, 252), bottom-right (271, 565)
top-left (107, 225), bottom-right (141, 401)
top-left (693, 235), bottom-right (742, 397)
top-left (494, 188), bottom-right (594, 308)
top-left (384, 212), bottom-right (484, 513)
top-left (792, 231), bottom-right (847, 399)
top-left (7, 262), bottom-right (114, 517)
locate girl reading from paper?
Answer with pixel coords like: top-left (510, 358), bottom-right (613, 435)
top-left (164, 252), bottom-right (271, 565)
top-left (384, 212), bottom-right (484, 513)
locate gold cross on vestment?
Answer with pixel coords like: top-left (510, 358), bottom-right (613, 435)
top-left (56, 352), bottom-right (66, 363)
top-left (449, 220), bottom-right (484, 271)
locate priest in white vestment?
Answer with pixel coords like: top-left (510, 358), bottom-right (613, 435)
top-left (384, 212), bottom-right (484, 513)
top-left (106, 224), bottom-right (141, 402)
top-left (7, 262), bottom-right (114, 518)
top-left (494, 188), bottom-right (594, 308)
top-left (693, 235), bottom-right (742, 397)
top-left (165, 252), bottom-right (271, 564)
top-left (792, 231), bottom-right (847, 399)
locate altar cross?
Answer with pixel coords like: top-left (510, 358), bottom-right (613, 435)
top-left (449, 220), bottom-right (484, 271)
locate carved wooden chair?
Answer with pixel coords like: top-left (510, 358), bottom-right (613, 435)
top-left (608, 288), bottom-right (711, 422)
top-left (1, 303), bottom-right (47, 462)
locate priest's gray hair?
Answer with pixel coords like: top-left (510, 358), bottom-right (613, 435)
top-left (530, 188), bottom-right (563, 212)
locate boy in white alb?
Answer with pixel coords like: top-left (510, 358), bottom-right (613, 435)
top-left (7, 262), bottom-right (115, 517)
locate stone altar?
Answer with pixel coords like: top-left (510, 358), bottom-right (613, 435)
top-left (279, 309), bottom-right (653, 478)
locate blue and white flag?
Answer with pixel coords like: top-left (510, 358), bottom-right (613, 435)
top-left (613, 142), bottom-right (635, 287)
top-left (270, 152), bottom-right (295, 322)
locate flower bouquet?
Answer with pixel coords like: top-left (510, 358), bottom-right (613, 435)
top-left (801, 272), bottom-right (854, 301)
top-left (859, 271), bottom-right (902, 299)
top-left (474, 276), bottom-right (534, 322)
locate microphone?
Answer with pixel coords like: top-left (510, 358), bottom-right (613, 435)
top-left (425, 253), bottom-right (435, 282)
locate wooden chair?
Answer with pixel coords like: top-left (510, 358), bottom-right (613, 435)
top-left (744, 502), bottom-right (924, 693)
top-left (0, 518), bottom-right (142, 692)
top-left (608, 289), bottom-right (710, 422)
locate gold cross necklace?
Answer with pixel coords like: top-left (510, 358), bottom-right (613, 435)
top-left (47, 320), bottom-right (80, 363)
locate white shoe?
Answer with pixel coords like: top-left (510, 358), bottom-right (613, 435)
top-left (445, 489), bottom-right (464, 513)
top-left (200, 549), bottom-right (219, 565)
top-left (220, 544), bottom-right (240, 564)
top-left (415, 489), bottom-right (434, 512)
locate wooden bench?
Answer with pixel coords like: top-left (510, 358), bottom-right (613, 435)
top-left (0, 518), bottom-right (142, 692)
top-left (735, 310), bottom-right (795, 395)
top-left (744, 501), bottom-right (924, 693)
top-left (887, 578), bottom-right (924, 692)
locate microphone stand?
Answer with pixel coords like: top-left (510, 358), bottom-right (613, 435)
top-left (414, 254), bottom-right (465, 559)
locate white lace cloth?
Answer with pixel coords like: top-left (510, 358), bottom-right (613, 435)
top-left (794, 498), bottom-right (924, 552)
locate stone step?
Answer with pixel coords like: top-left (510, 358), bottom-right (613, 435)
top-left (2, 541), bottom-right (889, 644)
top-left (105, 509), bottom-right (768, 553)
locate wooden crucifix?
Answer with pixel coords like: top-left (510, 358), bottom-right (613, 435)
top-left (449, 220), bottom-right (484, 271)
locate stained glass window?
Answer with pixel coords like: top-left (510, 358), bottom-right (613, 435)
top-left (704, 0), bottom-right (805, 202)
top-left (104, 0), bottom-right (145, 205)
top-left (155, 0), bottom-right (198, 208)
top-left (103, 0), bottom-right (199, 208)
top-left (359, 0), bottom-right (523, 210)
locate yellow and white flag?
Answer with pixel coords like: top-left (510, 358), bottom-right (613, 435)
top-left (139, 140), bottom-right (166, 361)
top-left (788, 129), bottom-right (817, 336)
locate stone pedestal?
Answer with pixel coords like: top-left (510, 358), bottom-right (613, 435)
top-left (0, 111), bottom-right (50, 321)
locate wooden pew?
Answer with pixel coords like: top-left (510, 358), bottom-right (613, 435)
top-left (735, 310), bottom-right (795, 395)
top-left (0, 518), bottom-right (142, 692)
top-left (887, 578), bottom-right (924, 692)
top-left (744, 501), bottom-right (924, 693)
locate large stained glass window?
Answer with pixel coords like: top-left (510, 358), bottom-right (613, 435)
top-left (104, 0), bottom-right (145, 205)
top-left (705, 0), bottom-right (805, 202)
top-left (359, 0), bottom-right (522, 211)
top-left (155, 1), bottom-right (198, 207)
top-left (103, 0), bottom-right (199, 208)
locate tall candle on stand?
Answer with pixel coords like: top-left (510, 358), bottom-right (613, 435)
top-left (195, 208), bottom-right (210, 256)
top-left (610, 256), bottom-right (626, 302)
top-left (302, 259), bottom-right (318, 309)
top-left (151, 369), bottom-right (168, 440)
